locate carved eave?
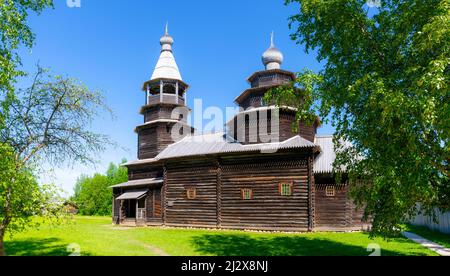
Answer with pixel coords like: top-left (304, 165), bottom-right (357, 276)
top-left (134, 119), bottom-right (194, 133)
top-left (142, 78), bottom-right (189, 93)
top-left (247, 69), bottom-right (296, 84)
top-left (122, 158), bottom-right (163, 168)
top-left (139, 103), bottom-right (192, 115)
top-left (225, 105), bottom-right (322, 128)
top-left (234, 84), bottom-right (280, 105)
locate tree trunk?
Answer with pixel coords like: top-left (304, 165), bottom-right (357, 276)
top-left (0, 186), bottom-right (13, 257)
top-left (0, 230), bottom-right (5, 256)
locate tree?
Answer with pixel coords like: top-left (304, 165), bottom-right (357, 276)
top-left (73, 160), bottom-right (128, 216)
top-left (0, 143), bottom-right (65, 256)
top-left (73, 174), bottom-right (110, 216)
top-left (0, 0), bottom-right (53, 126)
top-left (266, 0), bottom-right (449, 236)
top-left (0, 65), bottom-right (113, 255)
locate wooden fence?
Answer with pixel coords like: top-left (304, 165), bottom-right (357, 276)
top-left (410, 209), bottom-right (450, 234)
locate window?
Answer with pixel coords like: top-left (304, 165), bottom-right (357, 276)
top-left (325, 186), bottom-right (335, 197)
top-left (241, 188), bottom-right (253, 200)
top-left (186, 188), bottom-right (196, 199)
top-left (279, 182), bottom-right (293, 196)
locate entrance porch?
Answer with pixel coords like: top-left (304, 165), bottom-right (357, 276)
top-left (116, 188), bottom-right (163, 226)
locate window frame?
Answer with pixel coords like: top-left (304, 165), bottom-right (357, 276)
top-left (325, 186), bottom-right (336, 197)
top-left (241, 188), bottom-right (253, 200)
top-left (279, 181), bottom-right (293, 196)
top-left (186, 188), bottom-right (197, 200)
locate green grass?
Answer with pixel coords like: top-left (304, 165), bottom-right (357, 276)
top-left (404, 224), bottom-right (450, 249)
top-left (4, 216), bottom-right (438, 256)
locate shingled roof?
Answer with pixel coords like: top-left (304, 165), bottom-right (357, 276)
top-left (124, 133), bottom-right (347, 175)
top-left (156, 132), bottom-right (317, 160)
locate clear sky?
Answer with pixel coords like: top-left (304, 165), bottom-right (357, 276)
top-left (18, 0), bottom-right (333, 196)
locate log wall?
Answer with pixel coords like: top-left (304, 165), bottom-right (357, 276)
top-left (128, 166), bottom-right (162, 181)
top-left (145, 105), bottom-right (176, 122)
top-left (164, 161), bottom-right (218, 227)
top-left (314, 182), bottom-right (366, 230)
top-left (112, 192), bottom-right (121, 223)
top-left (146, 190), bottom-right (154, 221)
top-left (232, 111), bottom-right (317, 145)
top-left (138, 124), bottom-right (178, 159)
top-left (220, 156), bottom-right (310, 231)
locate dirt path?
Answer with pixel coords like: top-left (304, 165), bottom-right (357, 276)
top-left (106, 225), bottom-right (170, 256)
top-left (141, 243), bottom-right (170, 256)
top-left (128, 239), bottom-right (170, 256)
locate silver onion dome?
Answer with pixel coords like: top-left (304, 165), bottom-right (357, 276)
top-left (262, 32), bottom-right (283, 70)
top-left (160, 23), bottom-right (174, 51)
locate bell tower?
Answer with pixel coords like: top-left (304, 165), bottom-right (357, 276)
top-left (136, 24), bottom-right (191, 159)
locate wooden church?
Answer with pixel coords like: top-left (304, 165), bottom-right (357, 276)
top-left (111, 26), bottom-right (367, 231)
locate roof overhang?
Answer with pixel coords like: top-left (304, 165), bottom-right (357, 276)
top-left (111, 178), bottom-right (163, 189)
top-left (139, 103), bottom-right (191, 115)
top-left (116, 189), bottom-right (148, 200)
top-left (247, 69), bottom-right (296, 84)
top-left (134, 119), bottom-right (193, 133)
top-left (234, 85), bottom-right (278, 105)
top-left (225, 105), bottom-right (298, 125)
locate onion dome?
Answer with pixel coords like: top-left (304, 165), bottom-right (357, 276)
top-left (262, 32), bottom-right (283, 70)
top-left (160, 23), bottom-right (174, 50)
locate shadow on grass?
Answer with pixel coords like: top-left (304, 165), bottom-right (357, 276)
top-left (5, 238), bottom-right (91, 256)
top-left (190, 234), bottom-right (424, 256)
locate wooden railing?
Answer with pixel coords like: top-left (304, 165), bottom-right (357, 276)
top-left (137, 208), bottom-right (146, 220)
top-left (148, 94), bottom-right (185, 106)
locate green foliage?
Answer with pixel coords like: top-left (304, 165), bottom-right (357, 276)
top-left (1, 65), bottom-right (114, 167)
top-left (0, 65), bottom-right (113, 255)
top-left (265, 0), bottom-right (450, 236)
top-left (0, 143), bottom-right (66, 238)
top-left (73, 160), bottom-right (128, 216)
top-left (0, 0), bottom-right (53, 126)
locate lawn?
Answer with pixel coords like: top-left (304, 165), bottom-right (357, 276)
top-left (4, 216), bottom-right (437, 256)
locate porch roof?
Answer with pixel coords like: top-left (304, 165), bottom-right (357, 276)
top-left (116, 190), bottom-right (148, 200)
top-left (110, 178), bottom-right (163, 189)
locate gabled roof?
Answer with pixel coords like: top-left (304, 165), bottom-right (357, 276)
top-left (314, 135), bottom-right (353, 174)
top-left (156, 132), bottom-right (317, 160)
top-left (314, 135), bottom-right (335, 174)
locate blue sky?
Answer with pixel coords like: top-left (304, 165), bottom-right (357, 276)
top-left (18, 0), bottom-right (333, 195)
